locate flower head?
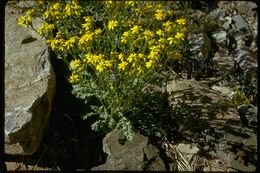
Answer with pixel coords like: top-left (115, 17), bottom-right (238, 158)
top-left (155, 9), bottom-right (166, 21)
top-left (108, 20), bottom-right (118, 31)
top-left (70, 59), bottom-right (81, 70)
top-left (176, 18), bottom-right (186, 25)
top-left (118, 61), bottom-right (128, 71)
top-left (175, 32), bottom-right (185, 40)
top-left (69, 73), bottom-right (79, 84)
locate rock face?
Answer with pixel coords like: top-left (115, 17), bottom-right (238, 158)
top-left (166, 79), bottom-right (257, 172)
top-left (5, 3), bottom-right (55, 155)
top-left (91, 129), bottom-right (166, 171)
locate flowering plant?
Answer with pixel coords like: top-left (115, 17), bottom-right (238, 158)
top-left (18, 0), bottom-right (189, 140)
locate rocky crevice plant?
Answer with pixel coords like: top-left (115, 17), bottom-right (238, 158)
top-left (17, 0), bottom-right (190, 141)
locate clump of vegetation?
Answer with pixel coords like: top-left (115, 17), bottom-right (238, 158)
top-left (17, 0), bottom-right (191, 141)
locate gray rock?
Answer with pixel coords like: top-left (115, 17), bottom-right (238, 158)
top-left (222, 22), bottom-right (230, 30)
top-left (91, 129), bottom-right (166, 171)
top-left (212, 30), bottom-right (228, 47)
top-left (245, 106), bottom-right (257, 128)
top-left (211, 85), bottom-right (233, 97)
top-left (232, 1), bottom-right (257, 18)
top-left (166, 79), bottom-right (257, 171)
top-left (213, 51), bottom-right (234, 72)
top-left (176, 143), bottom-right (200, 163)
top-left (230, 159), bottom-right (256, 172)
top-left (218, 2), bottom-right (235, 15)
top-left (166, 79), bottom-right (238, 121)
top-left (208, 124), bottom-right (257, 172)
top-left (232, 15), bottom-right (249, 32)
top-left (236, 2), bottom-right (249, 15)
top-left (209, 8), bottom-right (225, 19)
top-left (231, 46), bottom-right (257, 75)
top-left (5, 3), bottom-right (55, 155)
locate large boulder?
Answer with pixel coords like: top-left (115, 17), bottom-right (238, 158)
top-left (91, 129), bottom-right (167, 171)
top-left (5, 3), bottom-right (55, 155)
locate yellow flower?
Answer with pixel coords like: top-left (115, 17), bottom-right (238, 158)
top-left (143, 30), bottom-right (154, 40)
top-left (69, 74), bottom-right (79, 84)
top-left (47, 39), bottom-right (60, 50)
top-left (135, 8), bottom-right (142, 17)
top-left (70, 59), bottom-right (81, 70)
top-left (118, 61), bottom-right (128, 71)
top-left (71, 0), bottom-right (83, 16)
top-left (175, 32), bottom-right (185, 40)
top-left (163, 21), bottom-right (172, 28)
top-left (96, 61), bottom-right (106, 73)
top-left (118, 53), bottom-right (124, 60)
top-left (123, 31), bottom-right (130, 38)
top-left (79, 32), bottom-right (94, 45)
top-left (57, 39), bottom-right (66, 51)
top-left (69, 36), bottom-right (78, 43)
top-left (94, 28), bottom-right (102, 35)
top-left (156, 29), bottom-right (164, 36)
top-left (85, 52), bottom-right (93, 63)
top-left (138, 53), bottom-right (145, 60)
top-left (51, 2), bottom-right (61, 10)
top-left (108, 20), bottom-right (118, 31)
top-left (105, 60), bottom-right (114, 68)
top-left (84, 16), bottom-right (92, 23)
top-left (106, 1), bottom-right (113, 5)
top-left (65, 40), bottom-right (73, 50)
top-left (131, 25), bottom-right (142, 34)
top-left (18, 16), bottom-right (28, 26)
top-left (127, 53), bottom-right (137, 63)
top-left (25, 9), bottom-right (34, 16)
top-left (148, 50), bottom-right (159, 60)
top-left (176, 18), bottom-right (186, 25)
top-left (121, 31), bottom-right (130, 44)
top-left (148, 39), bottom-right (156, 46)
top-left (158, 37), bottom-right (166, 44)
top-left (145, 59), bottom-right (155, 69)
top-left (56, 31), bottom-right (63, 38)
top-left (91, 54), bottom-right (101, 63)
top-left (44, 10), bottom-right (51, 19)
top-left (65, 4), bottom-right (72, 16)
top-left (155, 9), bottom-right (166, 21)
top-left (163, 21), bottom-right (173, 32)
top-left (125, 1), bottom-right (136, 7)
top-left (82, 22), bottom-right (92, 31)
top-left (167, 37), bottom-right (174, 45)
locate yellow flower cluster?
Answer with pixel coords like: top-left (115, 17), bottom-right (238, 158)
top-left (38, 23), bottom-right (55, 35)
top-left (65, 36), bottom-right (78, 50)
top-left (44, 2), bottom-right (61, 19)
top-left (18, 9), bottom-right (34, 26)
top-left (65, 0), bottom-right (82, 17)
top-left (44, 0), bottom-right (82, 20)
top-left (19, 1), bottom-right (189, 84)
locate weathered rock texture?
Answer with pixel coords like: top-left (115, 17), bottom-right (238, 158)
top-left (166, 79), bottom-right (257, 172)
top-left (5, 3), bottom-right (55, 155)
top-left (91, 129), bottom-right (166, 171)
